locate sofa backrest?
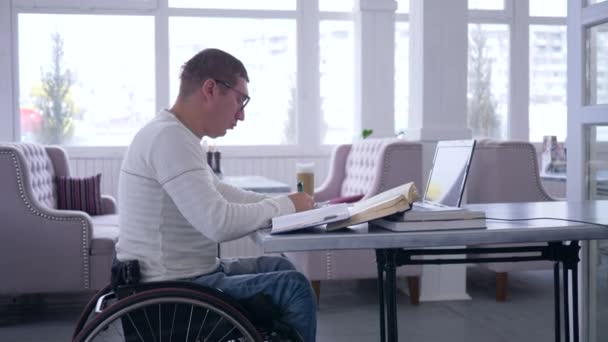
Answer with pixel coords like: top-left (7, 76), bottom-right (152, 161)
top-left (467, 139), bottom-right (553, 203)
top-left (340, 138), bottom-right (423, 199)
top-left (0, 143), bottom-right (58, 209)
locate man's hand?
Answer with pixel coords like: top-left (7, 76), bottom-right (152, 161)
top-left (288, 192), bottom-right (315, 212)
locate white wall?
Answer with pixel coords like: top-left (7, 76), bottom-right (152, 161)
top-left (67, 148), bottom-right (332, 201)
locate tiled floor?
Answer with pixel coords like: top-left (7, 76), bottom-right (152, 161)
top-left (0, 267), bottom-right (560, 342)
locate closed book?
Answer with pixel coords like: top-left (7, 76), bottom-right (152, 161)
top-left (399, 207), bottom-right (486, 221)
top-left (375, 217), bottom-right (487, 232)
top-left (376, 207), bottom-right (487, 232)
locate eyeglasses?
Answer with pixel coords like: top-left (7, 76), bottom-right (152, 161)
top-left (214, 79), bottom-right (250, 111)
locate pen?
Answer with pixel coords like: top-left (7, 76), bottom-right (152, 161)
top-left (297, 181), bottom-right (304, 192)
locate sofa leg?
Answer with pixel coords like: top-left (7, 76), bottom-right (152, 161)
top-left (407, 276), bottom-right (420, 305)
top-left (496, 272), bottom-right (508, 302)
top-left (311, 280), bottom-right (321, 304)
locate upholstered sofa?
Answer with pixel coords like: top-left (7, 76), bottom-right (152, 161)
top-left (285, 138), bottom-right (424, 304)
top-left (0, 143), bottom-right (119, 295)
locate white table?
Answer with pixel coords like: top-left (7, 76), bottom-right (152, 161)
top-left (223, 175), bottom-right (291, 194)
top-left (253, 201), bottom-right (608, 342)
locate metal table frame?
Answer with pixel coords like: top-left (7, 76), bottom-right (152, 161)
top-left (375, 241), bottom-right (581, 342)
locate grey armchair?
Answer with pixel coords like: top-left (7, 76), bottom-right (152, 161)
top-left (0, 143), bottom-right (119, 295)
top-left (466, 140), bottom-right (556, 301)
top-left (285, 138), bottom-right (424, 305)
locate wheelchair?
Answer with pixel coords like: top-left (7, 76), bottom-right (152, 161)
top-left (72, 260), bottom-right (301, 342)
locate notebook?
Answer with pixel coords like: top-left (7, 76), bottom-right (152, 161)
top-left (412, 140), bottom-right (476, 211)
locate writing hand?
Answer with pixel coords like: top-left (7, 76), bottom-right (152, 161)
top-left (288, 192), bottom-right (314, 212)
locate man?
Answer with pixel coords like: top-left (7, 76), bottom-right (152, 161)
top-left (116, 48), bottom-right (317, 341)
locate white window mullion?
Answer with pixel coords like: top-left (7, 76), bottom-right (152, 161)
top-left (13, 0), bottom-right (157, 10)
top-left (509, 0), bottom-right (529, 140)
top-left (1, 1), bottom-right (15, 141)
top-left (155, 0), bottom-right (169, 112)
top-left (297, 0), bottom-right (320, 149)
top-left (528, 16), bottom-right (567, 25)
top-left (468, 9), bottom-right (511, 22)
top-left (165, 8), bottom-right (297, 19)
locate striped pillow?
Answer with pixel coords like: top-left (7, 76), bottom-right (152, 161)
top-left (56, 173), bottom-right (103, 215)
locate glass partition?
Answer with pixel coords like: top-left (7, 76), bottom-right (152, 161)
top-left (586, 124), bottom-right (608, 342)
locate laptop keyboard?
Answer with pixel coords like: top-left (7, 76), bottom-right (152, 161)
top-left (412, 201), bottom-right (447, 211)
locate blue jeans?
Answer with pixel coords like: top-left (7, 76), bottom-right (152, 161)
top-left (191, 256), bottom-right (317, 342)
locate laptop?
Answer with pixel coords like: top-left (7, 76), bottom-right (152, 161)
top-left (412, 140), bottom-right (476, 211)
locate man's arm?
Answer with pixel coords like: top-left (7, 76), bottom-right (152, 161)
top-left (150, 128), bottom-right (295, 242)
top-left (162, 170), bottom-right (294, 242)
top-left (214, 178), bottom-right (270, 203)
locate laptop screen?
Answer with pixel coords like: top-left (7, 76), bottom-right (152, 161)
top-left (423, 140), bottom-right (476, 207)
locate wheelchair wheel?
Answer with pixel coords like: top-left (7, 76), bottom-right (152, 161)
top-left (73, 283), bottom-right (113, 339)
top-left (73, 287), bottom-right (263, 342)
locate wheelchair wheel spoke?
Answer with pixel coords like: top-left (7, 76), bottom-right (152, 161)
top-left (170, 303), bottom-right (177, 342)
top-left (158, 304), bottom-right (161, 342)
top-left (185, 304), bottom-right (194, 342)
top-left (194, 309), bottom-right (210, 342)
top-left (143, 306), bottom-right (158, 342)
top-left (126, 313), bottom-right (146, 342)
top-left (216, 326), bottom-right (237, 342)
top-left (204, 316), bottom-right (224, 341)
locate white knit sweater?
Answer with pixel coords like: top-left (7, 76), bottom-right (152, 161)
top-left (116, 110), bottom-right (295, 282)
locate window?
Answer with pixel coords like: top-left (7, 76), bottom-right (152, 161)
top-left (586, 21), bottom-right (608, 105)
top-left (396, 0), bottom-right (409, 13)
top-left (319, 20), bottom-right (354, 144)
top-left (18, 14), bottom-right (155, 146)
top-left (530, 0), bottom-right (567, 17)
top-left (467, 24), bottom-right (510, 139)
top-left (529, 25), bottom-right (567, 141)
top-left (169, 17), bottom-right (296, 145)
top-left (319, 0), bottom-right (353, 12)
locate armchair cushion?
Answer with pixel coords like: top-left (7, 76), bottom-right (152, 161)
top-left (56, 173), bottom-right (103, 215)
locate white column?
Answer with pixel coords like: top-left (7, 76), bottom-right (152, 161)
top-left (0, 1), bottom-right (15, 142)
top-left (353, 0), bottom-right (398, 138)
top-left (297, 0), bottom-right (321, 150)
top-left (155, 0), bottom-right (170, 112)
top-left (408, 0), bottom-right (471, 302)
top-left (510, 0), bottom-right (530, 141)
top-left (406, 0), bottom-right (471, 141)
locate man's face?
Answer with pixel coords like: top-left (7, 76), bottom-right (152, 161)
top-left (207, 77), bottom-right (249, 138)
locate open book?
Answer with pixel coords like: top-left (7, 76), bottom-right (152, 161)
top-left (325, 182), bottom-right (419, 231)
top-left (271, 182), bottom-right (419, 234)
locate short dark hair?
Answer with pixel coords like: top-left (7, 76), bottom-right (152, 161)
top-left (178, 48), bottom-right (249, 97)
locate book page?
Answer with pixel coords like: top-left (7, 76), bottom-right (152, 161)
top-left (349, 182), bottom-right (418, 216)
top-left (271, 203), bottom-right (350, 234)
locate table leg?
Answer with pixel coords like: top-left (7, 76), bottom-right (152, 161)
top-left (554, 262), bottom-right (561, 342)
top-left (572, 256), bottom-right (579, 342)
top-left (376, 250), bottom-right (386, 342)
top-left (563, 259), bottom-right (570, 342)
top-left (563, 240), bottom-right (580, 342)
top-left (385, 250), bottom-right (398, 342)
